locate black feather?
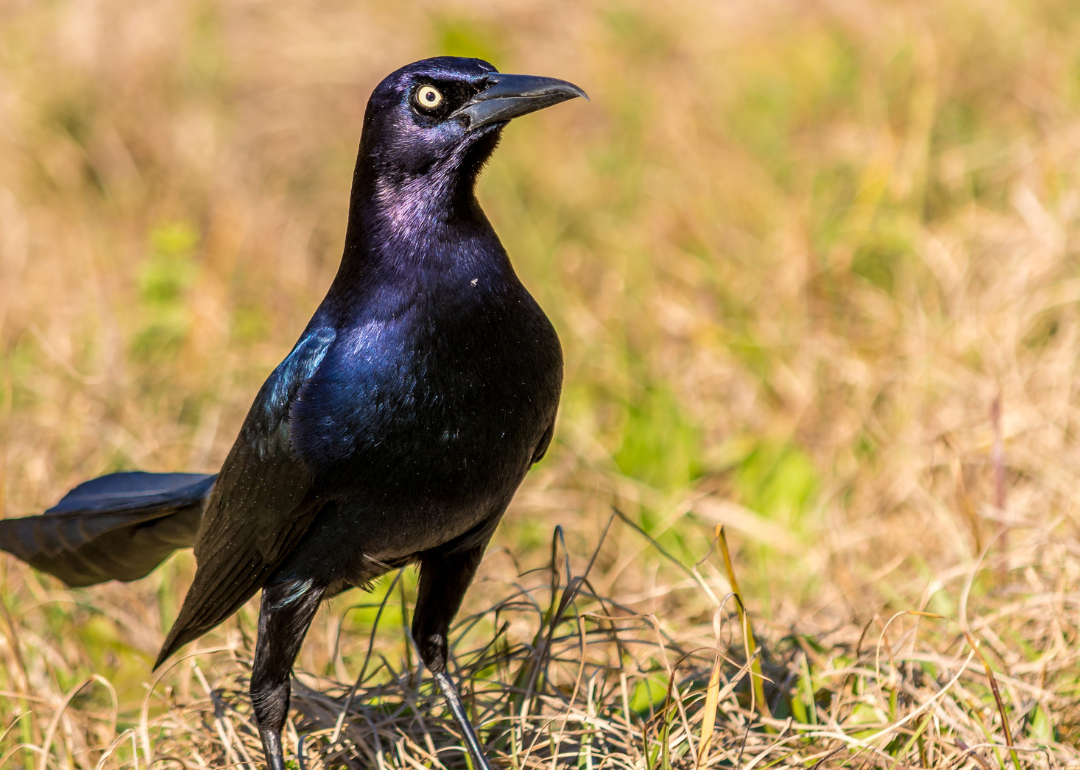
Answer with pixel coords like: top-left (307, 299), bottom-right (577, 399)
top-left (0, 472), bottom-right (214, 586)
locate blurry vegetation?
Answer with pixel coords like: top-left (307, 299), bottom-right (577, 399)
top-left (1, 0), bottom-right (1080, 767)
top-left (133, 221), bottom-right (200, 362)
top-left (614, 385), bottom-right (704, 492)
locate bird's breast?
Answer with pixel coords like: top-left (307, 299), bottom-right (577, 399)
top-left (291, 285), bottom-right (562, 523)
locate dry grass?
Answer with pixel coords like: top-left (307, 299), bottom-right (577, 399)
top-left (1, 0), bottom-right (1080, 767)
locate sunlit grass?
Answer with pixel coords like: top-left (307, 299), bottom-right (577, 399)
top-left (1, 0), bottom-right (1079, 766)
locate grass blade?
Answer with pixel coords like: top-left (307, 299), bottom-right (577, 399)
top-left (716, 526), bottom-right (769, 721)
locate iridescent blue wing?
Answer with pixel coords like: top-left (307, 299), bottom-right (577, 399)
top-left (156, 328), bottom-right (336, 666)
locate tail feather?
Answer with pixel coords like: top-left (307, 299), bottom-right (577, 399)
top-left (0, 471), bottom-right (216, 587)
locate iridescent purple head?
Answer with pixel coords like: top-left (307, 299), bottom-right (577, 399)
top-left (358, 56), bottom-right (587, 188)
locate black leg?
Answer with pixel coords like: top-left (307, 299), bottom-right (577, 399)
top-left (434, 670), bottom-right (492, 770)
top-left (413, 540), bottom-right (493, 770)
top-left (251, 579), bottom-right (326, 770)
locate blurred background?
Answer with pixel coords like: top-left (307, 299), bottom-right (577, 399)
top-left (1, 0), bottom-right (1079, 766)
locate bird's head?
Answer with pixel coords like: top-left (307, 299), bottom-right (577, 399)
top-left (357, 57), bottom-right (587, 194)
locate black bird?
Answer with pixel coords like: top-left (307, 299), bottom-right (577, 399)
top-left (0, 56), bottom-right (586, 770)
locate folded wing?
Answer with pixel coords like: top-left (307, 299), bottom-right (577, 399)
top-left (155, 328), bottom-right (336, 667)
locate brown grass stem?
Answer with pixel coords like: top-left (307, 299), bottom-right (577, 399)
top-left (716, 526), bottom-right (770, 722)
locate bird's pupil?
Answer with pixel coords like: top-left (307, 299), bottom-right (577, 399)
top-left (426, 92), bottom-right (434, 101)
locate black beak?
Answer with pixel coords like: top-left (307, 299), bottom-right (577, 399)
top-left (453, 73), bottom-right (588, 132)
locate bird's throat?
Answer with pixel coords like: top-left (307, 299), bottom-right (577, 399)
top-left (328, 126), bottom-right (505, 302)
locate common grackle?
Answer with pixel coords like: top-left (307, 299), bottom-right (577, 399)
top-left (0, 56), bottom-right (587, 770)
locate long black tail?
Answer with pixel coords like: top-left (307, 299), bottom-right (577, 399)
top-left (0, 471), bottom-right (216, 587)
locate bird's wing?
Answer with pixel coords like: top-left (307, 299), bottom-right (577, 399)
top-left (156, 328), bottom-right (336, 666)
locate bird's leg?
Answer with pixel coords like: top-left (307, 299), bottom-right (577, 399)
top-left (413, 541), bottom-right (492, 770)
top-left (433, 669), bottom-right (491, 770)
top-left (251, 579), bottom-right (326, 770)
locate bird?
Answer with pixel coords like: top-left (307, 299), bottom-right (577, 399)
top-left (0, 56), bottom-right (587, 770)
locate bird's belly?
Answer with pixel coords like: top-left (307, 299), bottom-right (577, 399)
top-left (339, 388), bottom-right (540, 519)
top-left (298, 376), bottom-right (552, 556)
top-left (280, 398), bottom-right (540, 587)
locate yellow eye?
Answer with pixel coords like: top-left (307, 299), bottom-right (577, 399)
top-left (416, 85), bottom-right (443, 109)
